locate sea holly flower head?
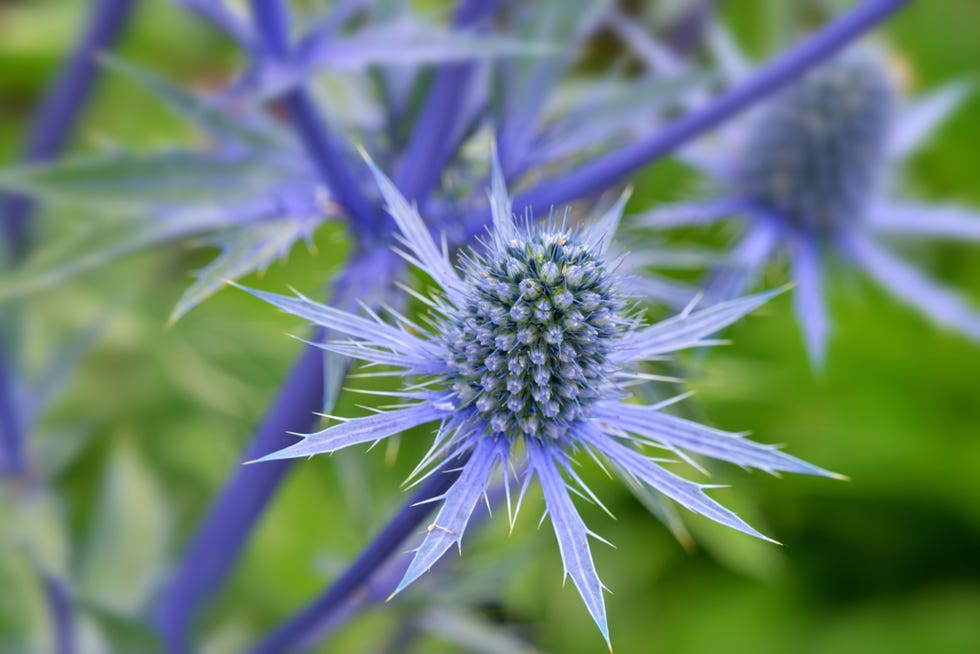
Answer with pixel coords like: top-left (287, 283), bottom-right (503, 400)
top-left (240, 153), bottom-right (837, 644)
top-left (445, 216), bottom-right (629, 440)
top-left (636, 44), bottom-right (980, 366)
top-left (735, 50), bottom-right (896, 234)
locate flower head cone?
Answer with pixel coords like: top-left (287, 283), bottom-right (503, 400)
top-left (638, 46), bottom-right (980, 367)
top-left (239, 153), bottom-right (838, 645)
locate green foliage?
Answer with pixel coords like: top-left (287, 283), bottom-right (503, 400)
top-left (2, 1), bottom-right (979, 653)
top-left (76, 439), bottom-right (170, 616)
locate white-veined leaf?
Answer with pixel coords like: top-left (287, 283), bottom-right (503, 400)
top-left (169, 216), bottom-right (319, 322)
top-left (0, 150), bottom-right (274, 209)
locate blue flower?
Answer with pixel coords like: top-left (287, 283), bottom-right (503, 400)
top-left (240, 154), bottom-right (836, 644)
top-left (638, 47), bottom-right (980, 366)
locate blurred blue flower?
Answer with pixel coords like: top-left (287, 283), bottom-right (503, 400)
top-left (637, 46), bottom-right (980, 366)
top-left (240, 155), bottom-right (836, 644)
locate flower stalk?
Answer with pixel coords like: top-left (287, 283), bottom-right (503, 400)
top-left (249, 453), bottom-right (470, 654)
top-left (394, 0), bottom-right (501, 206)
top-left (1, 0), bottom-right (137, 478)
top-left (0, 3), bottom-right (137, 653)
top-left (0, 0), bottom-right (138, 262)
top-left (249, 0), bottom-right (381, 238)
top-left (40, 574), bottom-right (75, 654)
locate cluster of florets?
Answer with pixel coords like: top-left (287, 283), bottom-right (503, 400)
top-left (443, 228), bottom-right (627, 440)
top-left (735, 52), bottom-right (896, 232)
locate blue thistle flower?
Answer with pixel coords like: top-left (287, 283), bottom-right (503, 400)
top-left (638, 46), bottom-right (980, 366)
top-left (733, 51), bottom-right (895, 234)
top-left (240, 155), bottom-right (836, 644)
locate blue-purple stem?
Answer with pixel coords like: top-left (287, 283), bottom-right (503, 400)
top-left (0, 0), bottom-right (138, 262)
top-left (309, 546), bottom-right (414, 640)
top-left (308, 482), bottom-right (507, 644)
top-left (249, 452), bottom-right (471, 654)
top-left (0, 351), bottom-right (25, 478)
top-left (393, 0), bottom-right (499, 206)
top-left (249, 0), bottom-right (381, 239)
top-left (40, 574), bottom-right (75, 654)
top-left (394, 65), bottom-right (476, 208)
top-left (0, 0), bottom-right (137, 479)
top-left (462, 0), bottom-right (910, 244)
top-left (282, 93), bottom-right (382, 236)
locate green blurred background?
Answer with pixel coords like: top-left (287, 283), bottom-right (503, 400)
top-left (1, 1), bottom-right (979, 652)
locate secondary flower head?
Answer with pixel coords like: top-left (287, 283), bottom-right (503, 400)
top-left (735, 50), bottom-right (896, 233)
top-left (241, 154), bottom-right (836, 645)
top-left (638, 46), bottom-right (980, 366)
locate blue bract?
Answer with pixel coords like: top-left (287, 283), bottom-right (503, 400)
top-left (240, 154), bottom-right (837, 644)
